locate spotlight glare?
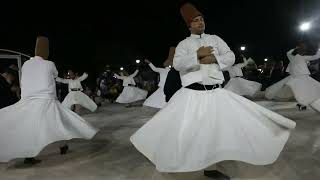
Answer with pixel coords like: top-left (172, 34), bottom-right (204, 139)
top-left (300, 22), bottom-right (311, 31)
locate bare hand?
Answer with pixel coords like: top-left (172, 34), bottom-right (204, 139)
top-left (199, 55), bottom-right (217, 64)
top-left (197, 46), bottom-right (213, 59)
top-left (144, 59), bottom-right (151, 64)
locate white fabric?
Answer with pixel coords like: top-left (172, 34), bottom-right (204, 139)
top-left (21, 56), bottom-right (58, 99)
top-left (131, 34), bottom-right (295, 172)
top-left (56, 73), bottom-right (97, 112)
top-left (0, 57), bottom-right (98, 162)
top-left (286, 49), bottom-right (320, 76)
top-left (130, 88), bottom-right (296, 172)
top-left (148, 63), bottom-right (170, 87)
top-left (62, 91), bottom-right (97, 112)
top-left (224, 77), bottom-right (262, 97)
top-left (143, 63), bottom-right (170, 108)
top-left (114, 70), bottom-right (139, 87)
top-left (143, 87), bottom-right (167, 109)
top-left (116, 86), bottom-right (148, 104)
top-left (265, 75), bottom-right (320, 106)
top-left (246, 57), bottom-right (256, 65)
top-left (311, 98), bottom-right (320, 113)
top-left (56, 73), bottom-right (88, 92)
top-left (227, 57), bottom-right (248, 78)
top-left (173, 33), bottom-right (235, 87)
top-left (265, 49), bottom-right (320, 106)
top-left (0, 98), bottom-right (98, 162)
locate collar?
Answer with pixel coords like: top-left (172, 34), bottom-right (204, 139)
top-left (190, 33), bottom-right (206, 39)
top-left (33, 56), bottom-right (44, 60)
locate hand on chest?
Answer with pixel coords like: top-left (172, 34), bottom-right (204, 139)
top-left (189, 38), bottom-right (219, 56)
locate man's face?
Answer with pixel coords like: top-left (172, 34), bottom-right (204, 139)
top-left (189, 16), bottom-right (205, 35)
top-left (68, 70), bottom-right (76, 79)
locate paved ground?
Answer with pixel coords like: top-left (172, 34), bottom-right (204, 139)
top-left (0, 100), bottom-right (319, 180)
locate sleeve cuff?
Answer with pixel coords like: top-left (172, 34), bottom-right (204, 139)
top-left (215, 55), bottom-right (228, 70)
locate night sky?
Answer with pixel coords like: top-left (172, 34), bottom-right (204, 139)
top-left (0, 0), bottom-right (319, 75)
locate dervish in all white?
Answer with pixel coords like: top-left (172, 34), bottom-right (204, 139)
top-left (224, 54), bottom-right (262, 97)
top-left (130, 3), bottom-right (296, 179)
top-left (114, 70), bottom-right (148, 106)
top-left (0, 36), bottom-right (98, 165)
top-left (56, 70), bottom-right (97, 112)
top-left (265, 43), bottom-right (320, 111)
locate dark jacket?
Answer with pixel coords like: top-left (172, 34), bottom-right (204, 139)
top-left (0, 75), bottom-right (18, 109)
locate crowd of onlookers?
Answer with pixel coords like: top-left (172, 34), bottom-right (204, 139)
top-left (1, 56), bottom-right (320, 109)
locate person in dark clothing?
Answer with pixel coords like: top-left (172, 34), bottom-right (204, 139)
top-left (0, 68), bottom-right (19, 109)
top-left (163, 67), bottom-right (182, 102)
top-left (270, 60), bottom-right (287, 85)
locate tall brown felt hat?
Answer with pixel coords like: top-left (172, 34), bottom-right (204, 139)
top-left (180, 3), bottom-right (203, 26)
top-left (35, 36), bottom-right (49, 59)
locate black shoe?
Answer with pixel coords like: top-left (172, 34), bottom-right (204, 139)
top-left (24, 158), bottom-right (41, 165)
top-left (60, 144), bottom-right (69, 155)
top-left (300, 106), bottom-right (307, 110)
top-left (204, 170), bottom-right (230, 180)
top-left (297, 104), bottom-right (307, 111)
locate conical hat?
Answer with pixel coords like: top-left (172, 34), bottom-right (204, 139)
top-left (180, 3), bottom-right (203, 26)
top-left (35, 36), bottom-right (49, 59)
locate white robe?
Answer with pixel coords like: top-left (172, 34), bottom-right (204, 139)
top-left (265, 49), bottom-right (320, 111)
top-left (0, 56), bottom-right (98, 162)
top-left (130, 33), bottom-right (296, 172)
top-left (115, 70), bottom-right (148, 104)
top-left (143, 63), bottom-right (170, 108)
top-left (56, 73), bottom-right (97, 112)
top-left (224, 58), bottom-right (262, 97)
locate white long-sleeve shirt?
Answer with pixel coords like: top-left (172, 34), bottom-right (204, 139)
top-left (227, 57), bottom-right (249, 78)
top-left (173, 33), bottom-right (235, 86)
top-left (56, 73), bottom-right (88, 92)
top-left (114, 70), bottom-right (139, 87)
top-left (287, 49), bottom-right (320, 76)
top-left (21, 56), bottom-right (58, 99)
top-left (148, 63), bottom-right (170, 87)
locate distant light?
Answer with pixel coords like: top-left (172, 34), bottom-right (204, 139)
top-left (300, 22), bottom-right (311, 31)
top-left (240, 46), bottom-right (246, 51)
top-left (136, 59), bottom-right (141, 64)
top-left (258, 68), bottom-right (262, 72)
top-left (120, 67), bottom-right (124, 71)
top-left (264, 58), bottom-right (268, 62)
top-left (169, 65), bottom-right (172, 68)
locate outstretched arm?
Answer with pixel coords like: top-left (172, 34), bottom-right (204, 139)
top-left (286, 49), bottom-right (295, 62)
top-left (78, 73), bottom-right (88, 81)
top-left (55, 77), bottom-right (69, 84)
top-left (129, 70), bottom-right (139, 78)
top-left (114, 73), bottom-right (125, 80)
top-left (238, 57), bottom-right (249, 68)
top-left (146, 60), bottom-right (162, 73)
top-left (305, 49), bottom-right (320, 61)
